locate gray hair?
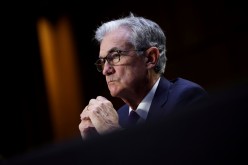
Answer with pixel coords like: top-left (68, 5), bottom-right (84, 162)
top-left (94, 13), bottom-right (167, 74)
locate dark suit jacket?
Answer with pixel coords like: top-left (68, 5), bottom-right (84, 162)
top-left (117, 76), bottom-right (208, 128)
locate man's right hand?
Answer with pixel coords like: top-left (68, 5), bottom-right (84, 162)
top-left (79, 96), bottom-right (121, 139)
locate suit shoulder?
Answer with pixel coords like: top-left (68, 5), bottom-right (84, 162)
top-left (170, 77), bottom-right (205, 90)
top-left (168, 77), bottom-right (208, 101)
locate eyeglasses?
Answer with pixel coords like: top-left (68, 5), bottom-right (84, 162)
top-left (94, 49), bottom-right (144, 72)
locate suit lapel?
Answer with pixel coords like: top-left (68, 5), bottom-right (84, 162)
top-left (118, 77), bottom-right (171, 127)
top-left (118, 104), bottom-right (129, 127)
top-left (146, 77), bottom-right (171, 122)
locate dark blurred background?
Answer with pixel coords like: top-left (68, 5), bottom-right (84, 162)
top-left (1, 0), bottom-right (247, 161)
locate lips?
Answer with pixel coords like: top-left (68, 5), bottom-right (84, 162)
top-left (107, 78), bottom-right (117, 84)
top-left (108, 80), bottom-right (115, 84)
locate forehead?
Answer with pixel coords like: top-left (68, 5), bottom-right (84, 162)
top-left (99, 28), bottom-right (132, 57)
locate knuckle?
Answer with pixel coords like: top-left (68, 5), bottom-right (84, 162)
top-left (92, 108), bottom-right (100, 114)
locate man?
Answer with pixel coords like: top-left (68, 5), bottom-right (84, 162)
top-left (79, 13), bottom-right (207, 139)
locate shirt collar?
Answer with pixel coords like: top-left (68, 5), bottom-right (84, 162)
top-left (129, 77), bottom-right (161, 120)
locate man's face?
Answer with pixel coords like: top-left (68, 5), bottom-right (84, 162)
top-left (99, 28), bottom-right (147, 99)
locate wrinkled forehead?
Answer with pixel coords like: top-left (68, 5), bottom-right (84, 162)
top-left (99, 28), bottom-right (133, 57)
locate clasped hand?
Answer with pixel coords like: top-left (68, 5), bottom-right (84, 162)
top-left (79, 96), bottom-right (120, 139)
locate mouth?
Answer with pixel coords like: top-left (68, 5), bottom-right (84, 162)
top-left (107, 79), bottom-right (117, 84)
top-left (108, 80), bottom-right (115, 84)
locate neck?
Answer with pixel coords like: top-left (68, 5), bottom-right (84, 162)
top-left (122, 75), bottom-right (160, 110)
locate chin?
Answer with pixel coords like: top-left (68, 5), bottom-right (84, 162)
top-left (108, 88), bottom-right (120, 97)
top-left (108, 83), bottom-right (122, 97)
top-left (109, 90), bottom-right (118, 97)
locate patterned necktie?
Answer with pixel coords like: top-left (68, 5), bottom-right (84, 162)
top-left (127, 110), bottom-right (140, 127)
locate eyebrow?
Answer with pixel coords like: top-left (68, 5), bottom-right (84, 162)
top-left (99, 47), bottom-right (121, 58)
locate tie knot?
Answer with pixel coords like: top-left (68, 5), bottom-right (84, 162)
top-left (128, 110), bottom-right (140, 127)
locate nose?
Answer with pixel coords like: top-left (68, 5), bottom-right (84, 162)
top-left (102, 61), bottom-right (114, 75)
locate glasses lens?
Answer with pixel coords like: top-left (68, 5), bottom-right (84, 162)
top-left (111, 53), bottom-right (120, 64)
top-left (94, 51), bottom-right (122, 72)
top-left (95, 59), bottom-right (104, 72)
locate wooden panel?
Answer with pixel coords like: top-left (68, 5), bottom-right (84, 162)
top-left (37, 17), bottom-right (83, 142)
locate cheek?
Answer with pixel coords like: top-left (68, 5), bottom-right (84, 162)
top-left (115, 58), bottom-right (147, 83)
top-left (120, 66), bottom-right (146, 84)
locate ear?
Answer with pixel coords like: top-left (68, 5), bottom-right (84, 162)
top-left (145, 47), bottom-right (159, 69)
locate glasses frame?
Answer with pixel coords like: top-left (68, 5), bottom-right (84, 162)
top-left (94, 49), bottom-right (144, 72)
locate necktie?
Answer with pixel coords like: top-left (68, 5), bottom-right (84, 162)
top-left (127, 110), bottom-right (140, 127)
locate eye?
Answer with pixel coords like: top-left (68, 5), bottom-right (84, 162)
top-left (109, 52), bottom-right (120, 63)
top-left (111, 52), bottom-right (120, 59)
top-left (106, 52), bottom-right (118, 61)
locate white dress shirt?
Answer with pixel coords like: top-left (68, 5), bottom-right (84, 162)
top-left (129, 77), bottom-right (161, 123)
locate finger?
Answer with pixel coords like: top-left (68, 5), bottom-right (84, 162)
top-left (96, 96), bottom-right (107, 101)
top-left (97, 96), bottom-right (114, 110)
top-left (89, 107), bottom-right (119, 134)
top-left (80, 105), bottom-right (90, 120)
top-left (79, 120), bottom-right (96, 139)
top-left (88, 105), bottom-right (108, 119)
top-left (88, 98), bottom-right (112, 112)
top-left (88, 98), bottom-right (98, 106)
top-left (92, 98), bottom-right (116, 118)
top-left (97, 96), bottom-right (114, 109)
top-left (79, 119), bottom-right (94, 132)
top-left (89, 109), bottom-right (107, 132)
top-left (88, 105), bottom-right (116, 125)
